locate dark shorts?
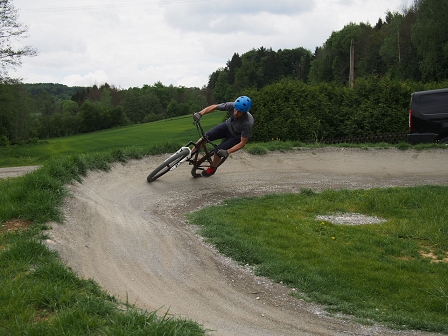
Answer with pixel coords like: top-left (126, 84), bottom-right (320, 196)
top-left (206, 122), bottom-right (240, 151)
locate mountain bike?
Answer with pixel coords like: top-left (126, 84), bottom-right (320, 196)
top-left (147, 119), bottom-right (227, 182)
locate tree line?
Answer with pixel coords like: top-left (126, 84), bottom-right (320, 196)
top-left (1, 0), bottom-right (447, 146)
top-left (0, 82), bottom-right (208, 145)
top-left (207, 0), bottom-right (448, 99)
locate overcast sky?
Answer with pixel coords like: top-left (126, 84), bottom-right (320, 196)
top-left (11, 0), bottom-right (411, 89)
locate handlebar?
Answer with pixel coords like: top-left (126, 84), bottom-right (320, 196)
top-left (193, 115), bottom-right (208, 138)
top-left (193, 117), bottom-right (217, 149)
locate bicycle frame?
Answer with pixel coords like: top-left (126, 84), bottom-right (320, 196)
top-left (147, 119), bottom-right (226, 182)
top-left (188, 121), bottom-right (212, 155)
top-left (185, 120), bottom-right (225, 177)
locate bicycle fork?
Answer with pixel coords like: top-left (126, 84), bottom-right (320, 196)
top-left (168, 147), bottom-right (192, 171)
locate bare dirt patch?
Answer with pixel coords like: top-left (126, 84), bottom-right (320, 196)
top-left (420, 249), bottom-right (448, 264)
top-left (316, 213), bottom-right (387, 225)
top-left (1, 219), bottom-right (33, 251)
top-left (1, 218), bottom-right (33, 234)
top-left (45, 148), bottom-right (448, 336)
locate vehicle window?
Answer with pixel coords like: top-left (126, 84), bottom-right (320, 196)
top-left (420, 92), bottom-right (448, 115)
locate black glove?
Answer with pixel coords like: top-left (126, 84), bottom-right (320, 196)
top-left (217, 149), bottom-right (229, 158)
top-left (193, 112), bottom-right (202, 123)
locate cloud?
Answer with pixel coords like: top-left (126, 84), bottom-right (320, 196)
top-left (62, 70), bottom-right (109, 87)
top-left (11, 0), bottom-right (413, 89)
top-left (163, 0), bottom-right (315, 33)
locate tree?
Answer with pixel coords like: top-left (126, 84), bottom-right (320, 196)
top-left (104, 106), bottom-right (127, 129)
top-left (234, 49), bottom-right (259, 90)
top-left (0, 0), bottom-right (37, 82)
top-left (412, 0), bottom-right (448, 81)
top-left (309, 47), bottom-right (333, 84)
top-left (79, 100), bottom-right (102, 133)
top-left (380, 10), bottom-right (421, 80)
top-left (380, 12), bottom-right (404, 73)
top-left (0, 82), bottom-right (35, 142)
top-left (213, 70), bottom-right (232, 102)
top-left (226, 53), bottom-right (242, 84)
top-left (166, 99), bottom-right (178, 118)
top-left (259, 49), bottom-right (281, 87)
top-left (397, 6), bottom-right (421, 81)
top-left (278, 47), bottom-right (313, 82)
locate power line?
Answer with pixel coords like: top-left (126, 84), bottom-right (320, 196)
top-left (20, 0), bottom-right (209, 13)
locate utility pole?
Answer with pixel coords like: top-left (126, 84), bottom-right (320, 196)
top-left (349, 39), bottom-right (355, 89)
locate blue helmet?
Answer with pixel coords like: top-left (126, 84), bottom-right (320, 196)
top-left (234, 96), bottom-right (252, 113)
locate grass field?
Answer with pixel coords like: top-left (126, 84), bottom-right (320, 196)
top-left (1, 115), bottom-right (448, 334)
top-left (0, 113), bottom-right (226, 168)
top-left (187, 188), bottom-right (448, 332)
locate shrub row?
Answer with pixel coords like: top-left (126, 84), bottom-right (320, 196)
top-left (247, 78), bottom-right (448, 143)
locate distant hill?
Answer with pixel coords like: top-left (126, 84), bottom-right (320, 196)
top-left (22, 83), bottom-right (86, 101)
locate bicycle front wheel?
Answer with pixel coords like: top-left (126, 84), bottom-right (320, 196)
top-left (147, 148), bottom-right (190, 182)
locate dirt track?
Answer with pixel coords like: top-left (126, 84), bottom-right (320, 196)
top-left (45, 148), bottom-right (448, 336)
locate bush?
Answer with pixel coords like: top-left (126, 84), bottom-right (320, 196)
top-left (250, 77), bottom-right (448, 143)
top-left (251, 80), bottom-right (328, 142)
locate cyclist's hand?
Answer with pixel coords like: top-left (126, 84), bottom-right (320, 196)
top-left (193, 112), bottom-right (202, 123)
top-left (217, 149), bottom-right (228, 158)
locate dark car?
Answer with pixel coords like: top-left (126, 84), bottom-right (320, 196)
top-left (407, 88), bottom-right (448, 145)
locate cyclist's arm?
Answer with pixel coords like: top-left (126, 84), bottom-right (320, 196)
top-left (228, 137), bottom-right (249, 154)
top-left (198, 104), bottom-right (218, 116)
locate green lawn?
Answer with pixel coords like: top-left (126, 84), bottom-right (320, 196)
top-left (0, 113), bottom-right (226, 167)
top-left (187, 188), bottom-right (448, 332)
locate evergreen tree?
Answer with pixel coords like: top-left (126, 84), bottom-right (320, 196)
top-left (412, 0), bottom-right (448, 81)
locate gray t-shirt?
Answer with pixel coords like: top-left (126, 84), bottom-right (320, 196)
top-left (216, 102), bottom-right (254, 138)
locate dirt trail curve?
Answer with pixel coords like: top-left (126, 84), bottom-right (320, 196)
top-left (45, 148), bottom-right (448, 336)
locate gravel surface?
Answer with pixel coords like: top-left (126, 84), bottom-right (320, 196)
top-left (44, 148), bottom-right (448, 336)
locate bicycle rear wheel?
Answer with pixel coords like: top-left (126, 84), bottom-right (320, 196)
top-left (147, 148), bottom-right (190, 182)
top-left (190, 151), bottom-right (227, 178)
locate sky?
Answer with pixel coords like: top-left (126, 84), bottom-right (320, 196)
top-left (10, 0), bottom-right (412, 89)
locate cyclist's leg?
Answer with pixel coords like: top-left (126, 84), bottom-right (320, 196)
top-left (204, 122), bottom-right (228, 142)
top-left (200, 123), bottom-right (228, 167)
top-left (202, 122), bottom-right (234, 176)
top-left (191, 137), bottom-right (205, 156)
top-left (213, 136), bottom-right (240, 167)
top-left (201, 137), bottom-right (238, 177)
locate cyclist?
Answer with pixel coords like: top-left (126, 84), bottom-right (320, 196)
top-left (193, 96), bottom-right (253, 177)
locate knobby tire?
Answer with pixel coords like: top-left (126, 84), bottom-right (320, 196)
top-left (147, 148), bottom-right (190, 182)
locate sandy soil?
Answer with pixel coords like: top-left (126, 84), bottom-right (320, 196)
top-left (44, 148), bottom-right (448, 336)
